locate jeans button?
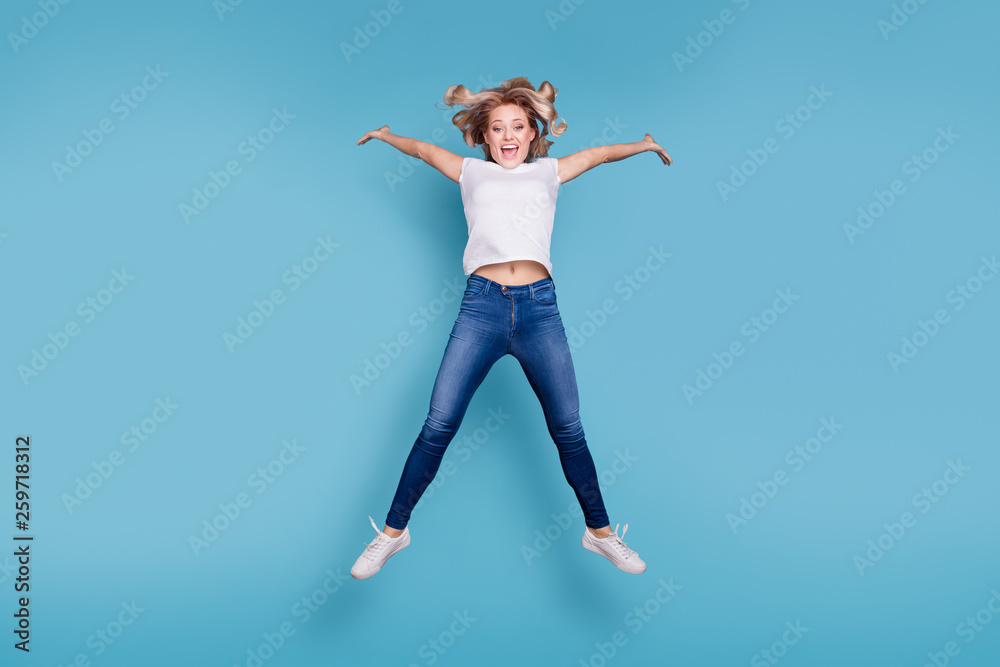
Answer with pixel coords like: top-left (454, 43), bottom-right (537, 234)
top-left (501, 286), bottom-right (507, 292)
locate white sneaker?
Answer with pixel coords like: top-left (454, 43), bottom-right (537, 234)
top-left (351, 516), bottom-right (410, 580)
top-left (582, 523), bottom-right (646, 574)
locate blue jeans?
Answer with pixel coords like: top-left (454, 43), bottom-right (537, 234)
top-left (385, 274), bottom-right (610, 531)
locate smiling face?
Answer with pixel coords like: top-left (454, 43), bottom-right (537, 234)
top-left (484, 103), bottom-right (536, 168)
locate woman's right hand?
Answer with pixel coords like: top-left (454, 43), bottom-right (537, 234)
top-left (357, 125), bottom-right (390, 145)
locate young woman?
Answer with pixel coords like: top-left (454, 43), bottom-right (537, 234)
top-left (352, 77), bottom-right (671, 579)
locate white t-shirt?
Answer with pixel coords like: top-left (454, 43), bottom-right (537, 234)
top-left (458, 156), bottom-right (561, 276)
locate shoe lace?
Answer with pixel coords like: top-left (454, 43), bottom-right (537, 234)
top-left (607, 523), bottom-right (634, 559)
top-left (360, 516), bottom-right (391, 562)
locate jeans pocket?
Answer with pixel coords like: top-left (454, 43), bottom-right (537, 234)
top-left (461, 283), bottom-right (485, 310)
top-left (534, 282), bottom-right (556, 303)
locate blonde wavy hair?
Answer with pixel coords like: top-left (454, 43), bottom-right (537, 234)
top-left (439, 76), bottom-right (567, 163)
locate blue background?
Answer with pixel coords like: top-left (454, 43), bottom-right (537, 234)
top-left (2, 0), bottom-right (998, 665)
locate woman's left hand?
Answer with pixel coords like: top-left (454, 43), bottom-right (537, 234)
top-left (643, 133), bottom-right (672, 166)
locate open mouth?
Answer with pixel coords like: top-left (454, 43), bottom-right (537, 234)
top-left (501, 143), bottom-right (518, 159)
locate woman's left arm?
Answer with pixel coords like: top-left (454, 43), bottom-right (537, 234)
top-left (557, 133), bottom-right (671, 184)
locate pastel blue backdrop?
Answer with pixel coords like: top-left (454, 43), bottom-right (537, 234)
top-left (2, 0), bottom-right (998, 665)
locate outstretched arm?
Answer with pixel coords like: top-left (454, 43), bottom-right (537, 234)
top-left (557, 133), bottom-right (671, 185)
top-left (357, 125), bottom-right (464, 183)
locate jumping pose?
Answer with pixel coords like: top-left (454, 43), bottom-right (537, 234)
top-left (352, 76), bottom-right (671, 579)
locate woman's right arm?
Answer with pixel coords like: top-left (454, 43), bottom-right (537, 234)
top-left (357, 125), bottom-right (464, 183)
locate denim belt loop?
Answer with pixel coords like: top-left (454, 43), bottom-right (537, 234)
top-left (468, 274), bottom-right (489, 296)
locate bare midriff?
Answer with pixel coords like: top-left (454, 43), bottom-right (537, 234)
top-left (473, 260), bottom-right (551, 286)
